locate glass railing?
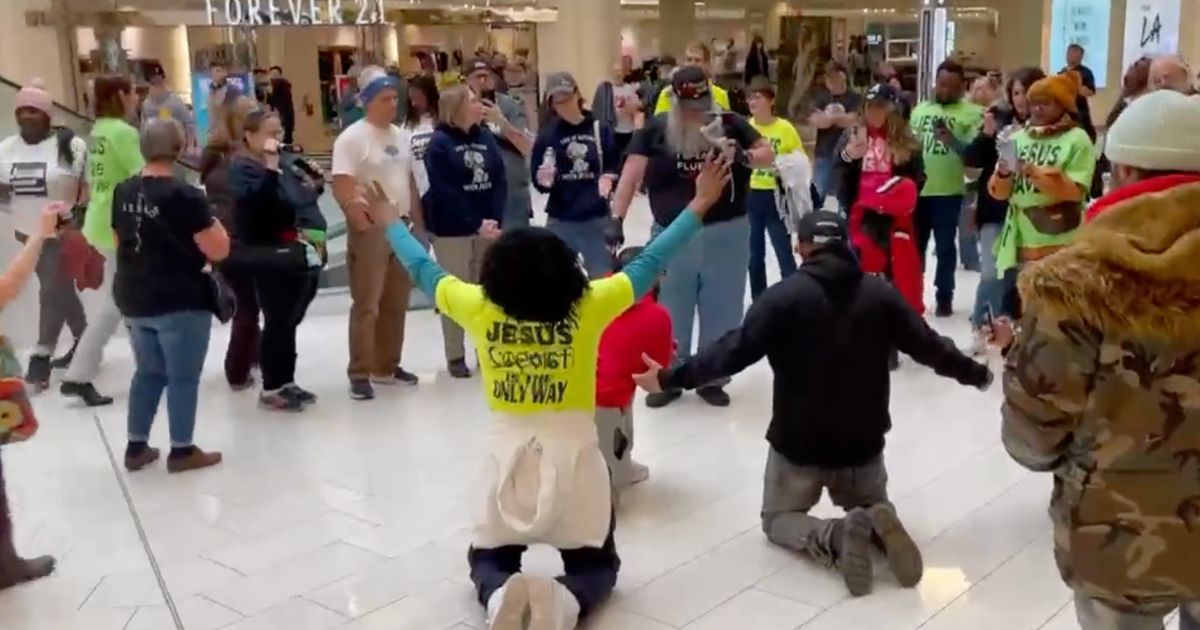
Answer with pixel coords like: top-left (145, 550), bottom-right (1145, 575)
top-left (0, 76), bottom-right (430, 307)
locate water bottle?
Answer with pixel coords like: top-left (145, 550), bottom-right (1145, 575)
top-left (540, 147), bottom-right (556, 171)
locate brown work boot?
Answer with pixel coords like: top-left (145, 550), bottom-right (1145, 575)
top-left (0, 554), bottom-right (56, 591)
top-left (832, 509), bottom-right (874, 597)
top-left (868, 503), bottom-right (923, 587)
top-left (124, 446), bottom-right (161, 472)
top-left (167, 447), bottom-right (223, 474)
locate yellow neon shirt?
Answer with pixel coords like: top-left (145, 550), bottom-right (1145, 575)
top-left (434, 274), bottom-right (635, 414)
top-left (749, 117), bottom-right (804, 190)
top-left (654, 82), bottom-right (731, 115)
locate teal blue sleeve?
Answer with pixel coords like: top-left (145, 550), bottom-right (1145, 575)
top-left (385, 222), bottom-right (446, 298)
top-left (623, 209), bottom-right (702, 298)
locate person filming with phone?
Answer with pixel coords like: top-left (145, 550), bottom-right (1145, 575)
top-left (464, 57), bottom-right (533, 230)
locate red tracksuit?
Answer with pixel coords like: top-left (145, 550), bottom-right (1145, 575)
top-left (848, 177), bottom-right (924, 315)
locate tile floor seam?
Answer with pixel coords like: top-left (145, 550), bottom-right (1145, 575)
top-left (912, 534), bottom-right (1049, 630)
top-left (198, 555), bottom-right (249, 578)
top-left (889, 441), bottom-right (1000, 501)
top-left (919, 473), bottom-right (1029, 545)
top-left (1034, 599), bottom-right (1074, 630)
top-left (754, 564), bottom-right (847, 610)
top-left (75, 576), bottom-right (106, 611)
top-left (120, 608), bottom-right (137, 630)
top-left (302, 594), bottom-right (353, 621)
top-left (197, 593), bottom-right (247, 620)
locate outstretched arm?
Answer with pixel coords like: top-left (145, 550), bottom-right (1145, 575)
top-left (620, 209), bottom-right (702, 298)
top-left (891, 288), bottom-right (991, 387)
top-left (384, 221), bottom-right (447, 298)
top-left (659, 291), bottom-right (778, 390)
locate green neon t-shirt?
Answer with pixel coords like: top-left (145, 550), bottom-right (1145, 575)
top-left (749, 117), bottom-right (804, 190)
top-left (910, 100), bottom-right (983, 197)
top-left (84, 118), bottom-right (145, 251)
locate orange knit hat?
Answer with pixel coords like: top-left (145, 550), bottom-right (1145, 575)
top-left (1028, 71), bottom-right (1081, 114)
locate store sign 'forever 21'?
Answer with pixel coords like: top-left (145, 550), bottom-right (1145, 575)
top-left (204, 0), bottom-right (388, 26)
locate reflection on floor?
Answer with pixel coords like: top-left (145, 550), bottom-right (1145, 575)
top-left (0, 199), bottom-right (1177, 630)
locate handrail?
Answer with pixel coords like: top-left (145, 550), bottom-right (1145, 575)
top-left (0, 74), bottom-right (93, 127)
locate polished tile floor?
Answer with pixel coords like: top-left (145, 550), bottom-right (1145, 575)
top-left (0, 200), bottom-right (1173, 630)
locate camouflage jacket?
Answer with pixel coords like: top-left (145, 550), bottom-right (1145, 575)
top-left (1003, 177), bottom-right (1200, 614)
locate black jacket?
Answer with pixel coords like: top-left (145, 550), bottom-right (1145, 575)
top-left (962, 106), bottom-right (1016, 227)
top-left (660, 244), bottom-right (991, 468)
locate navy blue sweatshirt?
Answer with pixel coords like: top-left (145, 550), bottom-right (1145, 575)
top-left (531, 112), bottom-right (619, 222)
top-left (228, 154), bottom-right (297, 246)
top-left (423, 123), bottom-right (507, 237)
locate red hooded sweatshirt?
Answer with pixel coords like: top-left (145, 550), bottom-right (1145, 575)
top-left (596, 293), bottom-right (674, 409)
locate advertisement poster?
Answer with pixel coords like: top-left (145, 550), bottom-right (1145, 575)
top-left (1123, 0), bottom-right (1180, 72)
top-left (1047, 0), bottom-right (1110, 88)
top-left (190, 71), bottom-right (254, 146)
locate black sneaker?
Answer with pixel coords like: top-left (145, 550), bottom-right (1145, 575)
top-left (447, 358), bottom-right (472, 379)
top-left (50, 341), bottom-right (78, 370)
top-left (935, 301), bottom-right (953, 318)
top-left (259, 388), bottom-right (304, 412)
top-left (61, 382), bottom-right (114, 407)
top-left (349, 378), bottom-right (375, 401)
top-left (696, 385), bottom-right (731, 407)
top-left (282, 384), bottom-right (317, 405)
top-left (372, 367), bottom-right (420, 386)
top-left (25, 355), bottom-right (51, 390)
top-left (645, 390), bottom-right (682, 409)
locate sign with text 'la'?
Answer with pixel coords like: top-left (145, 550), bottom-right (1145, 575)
top-left (1122, 0), bottom-right (1180, 72)
top-left (204, 0), bottom-right (387, 26)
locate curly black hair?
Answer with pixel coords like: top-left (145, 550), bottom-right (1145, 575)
top-left (480, 227), bottom-right (590, 325)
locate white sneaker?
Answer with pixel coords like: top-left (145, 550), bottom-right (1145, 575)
top-left (969, 329), bottom-right (989, 357)
top-left (629, 460), bottom-right (650, 486)
top-left (487, 573), bottom-right (531, 630)
top-left (527, 575), bottom-right (581, 630)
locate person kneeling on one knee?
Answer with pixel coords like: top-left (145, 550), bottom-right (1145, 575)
top-left (634, 211), bottom-right (992, 597)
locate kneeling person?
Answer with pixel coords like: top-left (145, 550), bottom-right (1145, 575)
top-left (381, 159), bottom-right (731, 628)
top-left (634, 211), bottom-right (992, 596)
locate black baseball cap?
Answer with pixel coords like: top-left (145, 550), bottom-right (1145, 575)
top-left (466, 57), bottom-right (491, 77)
top-left (796, 211), bottom-right (848, 246)
top-left (865, 83), bottom-right (899, 106)
top-left (671, 66), bottom-right (713, 111)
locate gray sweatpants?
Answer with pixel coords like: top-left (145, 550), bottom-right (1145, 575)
top-left (65, 249), bottom-right (120, 383)
top-left (760, 449), bottom-right (889, 564)
top-left (1075, 595), bottom-right (1200, 630)
top-left (594, 406), bottom-right (634, 493)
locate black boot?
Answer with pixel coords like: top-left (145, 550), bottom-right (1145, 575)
top-left (24, 355), bottom-right (51, 390)
top-left (60, 382), bottom-right (114, 407)
top-left (0, 456), bottom-right (56, 591)
top-left (49, 340), bottom-right (78, 370)
top-left (831, 509), bottom-right (874, 597)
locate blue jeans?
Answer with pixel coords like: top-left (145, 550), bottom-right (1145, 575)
top-left (959, 199), bottom-right (980, 271)
top-left (653, 216), bottom-right (749, 369)
top-left (813, 156), bottom-right (836, 202)
top-left (747, 190), bottom-right (797, 300)
top-left (970, 223), bottom-right (1003, 329)
top-left (126, 311), bottom-right (212, 448)
top-left (547, 216), bottom-right (613, 279)
top-left (503, 192), bottom-right (532, 230)
top-left (915, 194), bottom-right (963, 306)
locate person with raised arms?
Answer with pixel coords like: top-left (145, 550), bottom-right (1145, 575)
top-left (376, 156), bottom-right (732, 630)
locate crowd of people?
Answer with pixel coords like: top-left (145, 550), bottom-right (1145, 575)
top-left (0, 34), bottom-right (1198, 630)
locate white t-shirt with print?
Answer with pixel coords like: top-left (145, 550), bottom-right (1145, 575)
top-left (0, 134), bottom-right (86, 236)
top-left (406, 115), bottom-right (436, 198)
top-left (331, 119), bottom-right (413, 217)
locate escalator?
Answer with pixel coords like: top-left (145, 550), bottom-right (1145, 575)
top-left (0, 75), bottom-right (430, 308)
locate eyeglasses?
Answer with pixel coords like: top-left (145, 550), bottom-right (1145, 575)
top-left (676, 81), bottom-right (709, 99)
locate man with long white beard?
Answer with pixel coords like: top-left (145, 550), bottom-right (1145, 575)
top-left (612, 66), bottom-right (774, 408)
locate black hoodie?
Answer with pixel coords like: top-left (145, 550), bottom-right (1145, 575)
top-left (660, 243), bottom-right (991, 468)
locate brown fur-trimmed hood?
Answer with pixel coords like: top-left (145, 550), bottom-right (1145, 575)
top-left (1019, 180), bottom-right (1200, 342)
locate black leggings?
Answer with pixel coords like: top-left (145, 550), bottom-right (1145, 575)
top-left (467, 513), bottom-right (620, 619)
top-left (254, 270), bottom-right (317, 391)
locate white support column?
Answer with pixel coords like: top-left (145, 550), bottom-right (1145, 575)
top-left (536, 0), bottom-right (621, 101)
top-left (659, 0), bottom-right (697, 59)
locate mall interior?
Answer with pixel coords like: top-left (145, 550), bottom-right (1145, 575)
top-left (5, 0), bottom-right (1198, 152)
top-left (0, 1), bottom-right (1199, 630)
